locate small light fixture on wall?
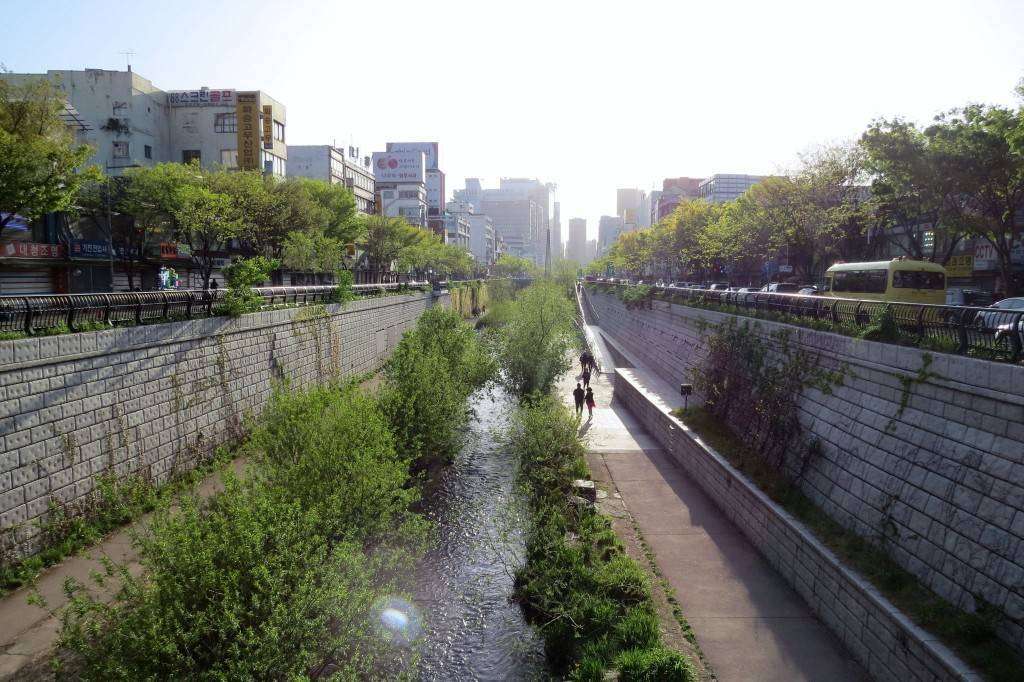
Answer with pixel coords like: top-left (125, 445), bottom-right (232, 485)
top-left (680, 383), bottom-right (693, 410)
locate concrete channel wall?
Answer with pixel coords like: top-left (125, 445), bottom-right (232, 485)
top-left (0, 291), bottom-right (446, 558)
top-left (583, 286), bottom-right (1024, 655)
top-left (614, 370), bottom-right (977, 681)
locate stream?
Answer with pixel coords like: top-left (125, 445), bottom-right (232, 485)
top-left (412, 385), bottom-right (547, 681)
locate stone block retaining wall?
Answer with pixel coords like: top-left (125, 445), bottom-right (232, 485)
top-left (584, 287), bottom-right (1024, 653)
top-left (0, 292), bottom-right (445, 558)
top-left (615, 369), bottom-right (978, 681)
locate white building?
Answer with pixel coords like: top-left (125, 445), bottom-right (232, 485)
top-left (7, 68), bottom-right (288, 177)
top-left (616, 188), bottom-right (647, 232)
top-left (287, 144), bottom-right (376, 214)
top-left (372, 151), bottom-right (428, 228)
top-left (698, 174), bottom-right (767, 203)
top-left (447, 201), bottom-right (495, 265)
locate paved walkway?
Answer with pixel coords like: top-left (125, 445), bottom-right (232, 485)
top-left (564, 314), bottom-right (867, 681)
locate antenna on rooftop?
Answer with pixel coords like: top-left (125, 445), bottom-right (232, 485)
top-left (119, 50), bottom-right (135, 72)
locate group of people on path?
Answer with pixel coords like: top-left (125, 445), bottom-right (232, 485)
top-left (573, 350), bottom-right (598, 418)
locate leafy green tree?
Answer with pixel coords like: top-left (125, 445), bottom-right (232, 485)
top-left (281, 230), bottom-right (346, 275)
top-left (173, 185), bottom-right (241, 288)
top-left (493, 281), bottom-right (576, 396)
top-left (492, 254), bottom-right (537, 278)
top-left (219, 256), bottom-right (280, 316)
top-left (0, 74), bottom-right (95, 238)
top-left (289, 177), bottom-right (361, 244)
top-left (358, 215), bottom-right (429, 280)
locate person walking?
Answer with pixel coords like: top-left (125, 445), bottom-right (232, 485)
top-left (573, 383), bottom-right (586, 416)
top-left (585, 387), bottom-right (596, 419)
top-left (582, 366), bottom-right (591, 389)
top-left (579, 352), bottom-right (590, 374)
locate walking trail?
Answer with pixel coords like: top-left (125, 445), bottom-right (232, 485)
top-left (564, 308), bottom-right (868, 681)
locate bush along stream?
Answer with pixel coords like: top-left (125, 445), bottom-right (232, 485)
top-left (493, 281), bottom-right (697, 681)
top-left (48, 306), bottom-right (501, 680)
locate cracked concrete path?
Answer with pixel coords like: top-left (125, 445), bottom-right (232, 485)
top-left (563, 315), bottom-right (866, 681)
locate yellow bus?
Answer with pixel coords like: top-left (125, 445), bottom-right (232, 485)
top-left (823, 259), bottom-right (946, 305)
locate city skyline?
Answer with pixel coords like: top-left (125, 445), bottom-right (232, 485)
top-left (3, 0), bottom-right (1024, 243)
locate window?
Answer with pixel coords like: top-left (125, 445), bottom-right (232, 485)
top-left (381, 190), bottom-right (395, 199)
top-left (398, 190), bottom-right (419, 199)
top-left (832, 269), bottom-right (888, 293)
top-left (112, 141), bottom-right (129, 158)
top-left (182, 150), bottom-right (201, 164)
top-left (214, 112), bottom-right (237, 133)
top-left (220, 149), bottom-right (238, 167)
top-left (892, 270), bottom-right (945, 290)
top-left (273, 120), bottom-right (285, 142)
top-left (144, 144), bottom-right (152, 159)
top-left (262, 151), bottom-right (286, 177)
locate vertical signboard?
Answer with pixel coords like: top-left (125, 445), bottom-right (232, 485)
top-left (262, 104), bottom-right (273, 150)
top-left (236, 92), bottom-right (260, 170)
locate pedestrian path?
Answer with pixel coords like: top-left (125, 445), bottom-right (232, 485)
top-left (564, 320), bottom-right (867, 681)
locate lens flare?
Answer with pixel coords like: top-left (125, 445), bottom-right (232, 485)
top-left (374, 596), bottom-right (421, 646)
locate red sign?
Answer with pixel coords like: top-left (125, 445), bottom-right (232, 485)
top-left (1, 242), bottom-right (65, 259)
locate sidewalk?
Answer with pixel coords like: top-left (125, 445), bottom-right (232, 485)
top-left (563, 322), bottom-right (866, 681)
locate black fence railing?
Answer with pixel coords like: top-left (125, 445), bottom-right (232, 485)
top-left (588, 280), bottom-right (1024, 363)
top-left (0, 282), bottom-right (434, 336)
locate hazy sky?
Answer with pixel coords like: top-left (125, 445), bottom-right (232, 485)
top-left (3, 0), bottom-right (1024, 241)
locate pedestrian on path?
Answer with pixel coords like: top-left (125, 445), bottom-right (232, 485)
top-left (585, 387), bottom-right (596, 419)
top-left (573, 383), bottom-right (586, 416)
top-left (579, 351), bottom-right (590, 374)
top-left (582, 366), bottom-right (591, 388)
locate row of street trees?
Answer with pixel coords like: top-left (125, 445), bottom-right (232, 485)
top-left (594, 80), bottom-right (1024, 294)
top-left (0, 72), bottom-right (476, 288)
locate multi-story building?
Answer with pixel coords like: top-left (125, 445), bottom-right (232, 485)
top-left (657, 177), bottom-right (703, 220)
top-left (598, 215), bottom-right (624, 256)
top-left (480, 193), bottom-right (542, 261)
top-left (286, 144), bottom-right (375, 214)
top-left (446, 200), bottom-right (494, 265)
top-left (616, 188), bottom-right (647, 232)
top-left (567, 218), bottom-right (588, 264)
top-left (7, 68), bottom-right (289, 178)
top-left (372, 150), bottom-right (427, 228)
top-left (453, 178), bottom-right (484, 213)
top-left (443, 210), bottom-right (471, 252)
top-left (586, 239), bottom-right (599, 265)
top-left (697, 174), bottom-right (767, 203)
top-left (648, 190), bottom-right (662, 225)
top-left (386, 143), bottom-right (444, 234)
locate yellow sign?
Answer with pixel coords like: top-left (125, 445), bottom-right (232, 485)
top-left (945, 254), bottom-right (973, 278)
top-left (262, 104), bottom-right (273, 150)
top-left (235, 92), bottom-right (260, 170)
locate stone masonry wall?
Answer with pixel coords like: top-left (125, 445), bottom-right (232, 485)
top-left (584, 287), bottom-right (1024, 653)
top-left (0, 291), bottom-right (446, 559)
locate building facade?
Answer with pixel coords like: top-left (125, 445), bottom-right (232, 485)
top-left (697, 174), bottom-right (766, 203)
top-left (372, 150), bottom-right (428, 228)
top-left (287, 144), bottom-right (376, 214)
top-left (616, 188), bottom-right (647, 232)
top-left (657, 177), bottom-right (703, 220)
top-left (567, 218), bottom-right (588, 264)
top-left (598, 215), bottom-right (624, 256)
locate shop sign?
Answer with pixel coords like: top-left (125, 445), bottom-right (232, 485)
top-left (159, 242), bottom-right (192, 259)
top-left (235, 92), bottom-right (261, 170)
top-left (1, 241), bottom-right (64, 259)
top-left (70, 239), bottom-right (110, 259)
top-left (167, 89), bottom-right (235, 107)
top-left (975, 241), bottom-right (1024, 271)
top-left (262, 104), bottom-right (273, 150)
top-left (945, 254), bottom-right (974, 278)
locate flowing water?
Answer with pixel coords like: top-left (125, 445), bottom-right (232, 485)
top-left (412, 385), bottom-right (547, 681)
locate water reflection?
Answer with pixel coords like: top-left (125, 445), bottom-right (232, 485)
top-left (413, 386), bottom-right (547, 681)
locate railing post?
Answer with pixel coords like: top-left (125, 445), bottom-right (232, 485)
top-left (830, 299), bottom-right (839, 324)
top-left (206, 290), bottom-right (214, 316)
top-left (135, 293), bottom-right (143, 325)
top-left (103, 294), bottom-right (112, 325)
top-left (854, 301), bottom-right (864, 328)
top-left (67, 296), bottom-right (77, 332)
top-left (956, 308), bottom-right (969, 355)
top-left (161, 292), bottom-right (169, 320)
top-left (23, 298), bottom-right (33, 335)
top-left (1009, 312), bottom-right (1023, 362)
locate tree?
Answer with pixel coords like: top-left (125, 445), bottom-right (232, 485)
top-left (281, 230), bottom-right (346, 276)
top-left (0, 74), bottom-right (95, 238)
top-left (173, 185), bottom-right (242, 288)
top-left (357, 215), bottom-right (428, 281)
top-left (861, 119), bottom-right (966, 263)
top-left (923, 104), bottom-right (1024, 296)
top-left (290, 177), bottom-right (361, 244)
top-left (492, 254), bottom-right (537, 278)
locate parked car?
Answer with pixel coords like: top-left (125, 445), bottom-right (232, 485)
top-left (708, 283), bottom-right (730, 291)
top-left (977, 297), bottom-right (1024, 330)
top-left (797, 286), bottom-right (821, 296)
top-left (670, 281), bottom-right (688, 288)
top-left (760, 282), bottom-right (801, 294)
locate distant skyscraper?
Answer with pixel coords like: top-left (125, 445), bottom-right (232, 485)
top-left (657, 177), bottom-right (704, 220)
top-left (598, 215), bottom-right (624, 256)
top-left (616, 188), bottom-right (646, 232)
top-left (567, 218), bottom-right (587, 264)
top-left (697, 174), bottom-right (767, 203)
top-left (551, 201), bottom-right (562, 261)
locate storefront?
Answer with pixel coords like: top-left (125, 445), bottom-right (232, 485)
top-left (0, 241), bottom-right (67, 295)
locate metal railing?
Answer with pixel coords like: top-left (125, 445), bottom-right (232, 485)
top-left (588, 280), bottom-right (1024, 363)
top-left (0, 282), bottom-right (433, 336)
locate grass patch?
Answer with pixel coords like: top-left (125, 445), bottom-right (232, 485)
top-left (672, 405), bottom-right (1023, 681)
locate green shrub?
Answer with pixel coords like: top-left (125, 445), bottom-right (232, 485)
top-left (329, 268), bottom-right (356, 305)
top-left (619, 285), bottom-right (652, 310)
top-left (492, 281), bottom-right (575, 396)
top-left (615, 647), bottom-right (697, 681)
top-left (58, 478), bottom-right (411, 680)
top-left (219, 256), bottom-right (280, 317)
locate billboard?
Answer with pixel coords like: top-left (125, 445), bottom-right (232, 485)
top-left (386, 142), bottom-right (438, 170)
top-left (262, 104), bottom-right (273, 150)
top-left (168, 89), bottom-right (235, 107)
top-left (235, 92), bottom-right (261, 170)
top-left (372, 151), bottom-right (425, 183)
